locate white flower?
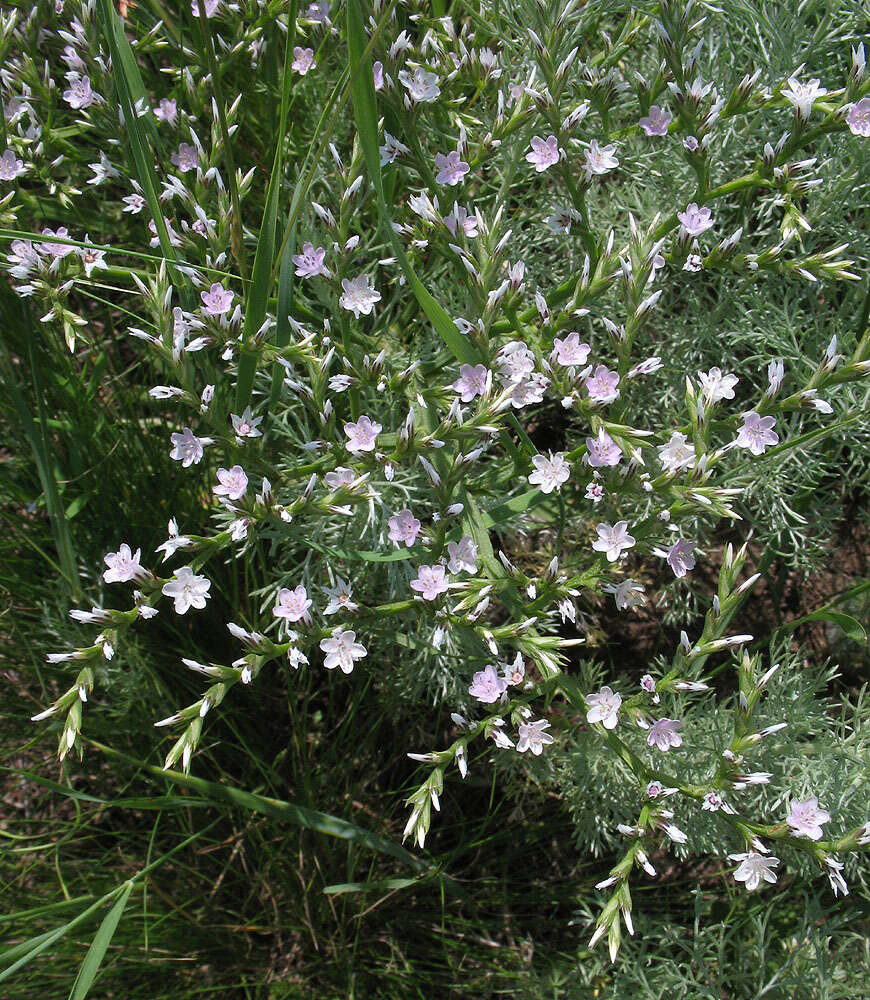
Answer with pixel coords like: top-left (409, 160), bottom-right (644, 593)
top-left (528, 452), bottom-right (571, 494)
top-left (170, 427), bottom-right (212, 467)
top-left (583, 140), bottom-right (618, 178)
top-left (658, 431), bottom-right (696, 473)
top-left (398, 67), bottom-right (441, 102)
top-left (162, 566), bottom-right (212, 615)
top-left (602, 579), bottom-right (646, 611)
top-left (155, 518), bottom-right (192, 562)
top-left (786, 796), bottom-right (830, 841)
top-left (339, 275), bottom-right (381, 317)
top-left (320, 629), bottom-right (367, 673)
top-left (586, 685), bottom-right (622, 729)
top-left (0, 148), bottom-right (26, 181)
top-left (322, 577), bottom-right (358, 616)
top-left (516, 718), bottom-right (554, 755)
top-left (103, 543), bottom-right (145, 583)
top-left (783, 77), bottom-right (827, 118)
top-left (730, 852), bottom-right (779, 891)
top-left (592, 521), bottom-right (636, 562)
top-left (447, 535), bottom-right (478, 574)
top-left (552, 332), bottom-right (591, 367)
top-left (698, 367), bottom-right (738, 404)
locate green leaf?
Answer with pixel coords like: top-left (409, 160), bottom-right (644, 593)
top-left (345, 0), bottom-right (479, 365)
top-left (236, 1), bottom-right (297, 410)
top-left (95, 0), bottom-right (187, 308)
top-left (323, 876), bottom-right (423, 895)
top-left (89, 740), bottom-right (430, 873)
top-left (798, 609), bottom-right (867, 645)
top-left (67, 882), bottom-right (133, 1000)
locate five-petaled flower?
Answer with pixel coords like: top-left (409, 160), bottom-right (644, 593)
top-left (678, 203), bottom-right (714, 236)
top-left (162, 566), bottom-right (211, 615)
top-left (593, 521), bottom-right (636, 562)
top-left (786, 796), bottom-right (831, 841)
top-left (639, 105), bottom-right (672, 136)
top-left (339, 274), bottom-right (381, 317)
top-left (526, 135), bottom-right (560, 172)
top-left (410, 564), bottom-right (449, 601)
top-left (736, 411), bottom-right (778, 455)
top-left (200, 283), bottom-right (234, 315)
top-left (647, 717), bottom-right (684, 751)
top-left (320, 629), bottom-right (367, 673)
top-left (273, 585), bottom-right (313, 624)
top-left (528, 452), bottom-right (571, 494)
top-left (344, 415), bottom-right (382, 453)
top-left (434, 150), bottom-right (470, 186)
top-left (388, 508), bottom-right (422, 547)
top-left (103, 544), bottom-right (145, 584)
top-left (516, 718), bottom-right (554, 755)
top-left (468, 664), bottom-right (508, 703)
top-left (586, 685), bottom-right (622, 729)
top-left (730, 852), bottom-right (779, 891)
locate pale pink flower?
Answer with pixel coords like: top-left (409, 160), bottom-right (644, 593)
top-left (586, 686), bottom-right (622, 729)
top-left (658, 431), bottom-right (696, 473)
top-left (63, 76), bottom-right (97, 110)
top-left (647, 717), bottom-right (683, 751)
top-left (528, 452), bottom-right (571, 494)
top-left (410, 564), bottom-right (449, 601)
top-left (447, 535), bottom-right (478, 574)
top-left (497, 341), bottom-right (536, 382)
top-left (526, 134), bottom-right (560, 172)
top-left (847, 97), bottom-right (870, 136)
top-left (453, 363), bottom-right (488, 401)
top-left (200, 283), bottom-right (233, 315)
top-left (231, 407), bottom-right (263, 441)
top-left (444, 203), bottom-right (478, 237)
top-left (388, 508), bottom-right (421, 547)
top-left (516, 719), bottom-right (554, 755)
top-left (306, 0), bottom-right (331, 25)
top-left (292, 46), bottom-right (316, 75)
top-left (273, 585), bottom-right (313, 624)
top-left (585, 365), bottom-right (620, 404)
top-left (552, 332), bottom-right (590, 367)
top-left (0, 148), bottom-right (26, 181)
top-left (586, 429), bottom-right (622, 468)
top-left (191, 0), bottom-right (221, 16)
top-left (585, 481), bottom-right (604, 503)
top-left (380, 132), bottom-right (410, 166)
top-left (501, 652), bottom-right (525, 686)
top-left (638, 105), bottom-right (672, 136)
top-left (320, 629), bottom-right (367, 673)
top-left (398, 67), bottom-right (440, 102)
top-left (40, 227), bottom-right (75, 258)
top-left (339, 274), bottom-right (381, 317)
top-left (603, 579), bottom-right (646, 611)
top-left (736, 411), bottom-right (778, 455)
top-left (468, 664), bottom-right (508, 704)
top-left (698, 367), bottom-right (738, 403)
top-left (170, 427), bottom-right (211, 467)
top-left (678, 203), bottom-right (714, 236)
top-left (786, 796), bottom-right (830, 841)
top-left (154, 97), bottom-right (178, 124)
top-left (583, 140), bottom-right (618, 178)
top-left (292, 243), bottom-right (328, 278)
top-left (434, 150), bottom-right (470, 186)
top-left (592, 521), bottom-right (635, 562)
top-left (162, 566), bottom-right (211, 614)
top-left (214, 465), bottom-right (248, 501)
top-left (373, 61), bottom-right (384, 90)
top-left (122, 193), bottom-right (147, 214)
top-left (664, 539), bottom-right (696, 578)
top-left (702, 791), bottom-right (725, 811)
top-left (766, 359), bottom-right (785, 396)
top-left (322, 577), bottom-right (358, 616)
top-left (344, 415), bottom-right (381, 453)
top-left (171, 142), bottom-right (199, 173)
top-left (103, 544), bottom-right (145, 583)
top-left (731, 852), bottom-right (779, 891)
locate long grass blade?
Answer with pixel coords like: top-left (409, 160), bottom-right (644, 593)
top-left (67, 882), bottom-right (133, 1000)
top-left (236, 1), bottom-right (297, 410)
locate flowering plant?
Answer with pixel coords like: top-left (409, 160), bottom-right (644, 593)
top-left (2, 0), bottom-right (868, 987)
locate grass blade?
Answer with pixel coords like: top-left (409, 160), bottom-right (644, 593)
top-left (345, 0), bottom-right (478, 365)
top-left (236, 1), bottom-right (297, 410)
top-left (95, 0), bottom-right (187, 308)
top-left (67, 882), bottom-right (133, 1000)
